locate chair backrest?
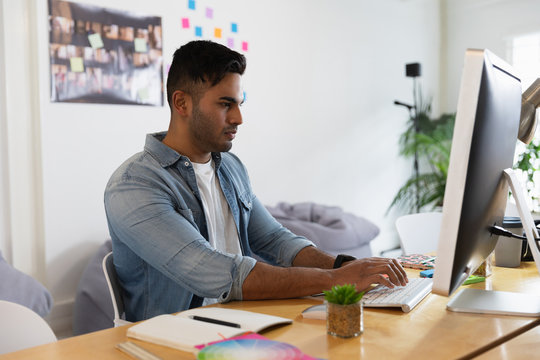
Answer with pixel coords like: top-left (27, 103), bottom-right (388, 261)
top-left (102, 252), bottom-right (131, 327)
top-left (0, 300), bottom-right (57, 355)
top-left (396, 212), bottom-right (443, 255)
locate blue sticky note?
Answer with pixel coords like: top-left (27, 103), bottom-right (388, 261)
top-left (195, 26), bottom-right (202, 37)
top-left (231, 23), bottom-right (238, 33)
top-left (188, 0), bottom-right (196, 10)
top-left (420, 269), bottom-right (434, 278)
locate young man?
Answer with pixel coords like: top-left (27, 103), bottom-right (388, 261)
top-left (104, 40), bottom-right (407, 321)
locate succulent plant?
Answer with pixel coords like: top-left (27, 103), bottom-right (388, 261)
top-left (323, 284), bottom-right (365, 305)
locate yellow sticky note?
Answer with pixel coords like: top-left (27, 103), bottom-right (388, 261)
top-left (88, 33), bottom-right (104, 49)
top-left (70, 57), bottom-right (84, 72)
top-left (134, 38), bottom-right (148, 53)
top-left (214, 27), bottom-right (222, 38)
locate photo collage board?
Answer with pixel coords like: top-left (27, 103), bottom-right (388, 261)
top-left (48, 0), bottom-right (163, 106)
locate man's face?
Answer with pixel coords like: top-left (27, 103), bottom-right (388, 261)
top-left (188, 73), bottom-right (244, 156)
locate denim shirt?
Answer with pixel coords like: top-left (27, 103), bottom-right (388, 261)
top-left (104, 132), bottom-right (313, 321)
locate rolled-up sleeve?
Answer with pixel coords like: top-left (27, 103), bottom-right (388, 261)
top-left (247, 196), bottom-right (314, 266)
top-left (105, 176), bottom-right (256, 301)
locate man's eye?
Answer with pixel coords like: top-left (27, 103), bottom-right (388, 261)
top-left (221, 102), bottom-right (231, 108)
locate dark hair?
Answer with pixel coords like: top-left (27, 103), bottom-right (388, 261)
top-left (166, 40), bottom-right (247, 107)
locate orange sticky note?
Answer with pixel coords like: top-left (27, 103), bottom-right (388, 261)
top-left (214, 27), bottom-right (222, 38)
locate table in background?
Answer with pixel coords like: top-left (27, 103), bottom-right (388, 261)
top-left (1, 262), bottom-right (539, 360)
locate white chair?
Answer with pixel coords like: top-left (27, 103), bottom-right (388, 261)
top-left (0, 300), bottom-right (57, 355)
top-left (102, 252), bottom-right (131, 327)
top-left (395, 212), bottom-right (443, 255)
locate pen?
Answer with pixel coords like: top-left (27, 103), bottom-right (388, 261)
top-left (421, 257), bottom-right (436, 264)
top-left (191, 315), bottom-right (241, 328)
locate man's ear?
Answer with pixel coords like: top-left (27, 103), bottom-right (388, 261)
top-left (171, 90), bottom-right (191, 117)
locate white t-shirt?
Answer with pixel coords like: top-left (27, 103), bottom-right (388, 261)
top-left (192, 159), bottom-right (242, 256)
top-left (192, 159), bottom-right (242, 306)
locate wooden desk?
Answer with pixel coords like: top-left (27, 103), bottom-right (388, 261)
top-left (1, 263), bottom-right (539, 360)
top-left (476, 319), bottom-right (540, 359)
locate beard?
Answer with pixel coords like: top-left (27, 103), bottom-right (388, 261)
top-left (190, 105), bottom-right (235, 153)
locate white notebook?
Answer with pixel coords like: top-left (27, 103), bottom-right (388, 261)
top-left (127, 307), bottom-right (292, 352)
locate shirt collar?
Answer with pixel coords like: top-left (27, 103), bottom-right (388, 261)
top-left (144, 131), bottom-right (222, 169)
top-left (145, 132), bottom-right (183, 167)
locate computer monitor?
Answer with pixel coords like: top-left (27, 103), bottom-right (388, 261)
top-left (432, 49), bottom-right (540, 316)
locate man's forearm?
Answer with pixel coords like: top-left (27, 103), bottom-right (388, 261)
top-left (242, 261), bottom-right (334, 300)
top-left (241, 254), bottom-right (409, 300)
top-left (241, 246), bottom-right (336, 300)
top-left (291, 245), bottom-right (335, 269)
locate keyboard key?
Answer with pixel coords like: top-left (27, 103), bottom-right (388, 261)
top-left (363, 278), bottom-right (433, 312)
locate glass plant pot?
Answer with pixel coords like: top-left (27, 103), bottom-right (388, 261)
top-left (325, 300), bottom-right (363, 338)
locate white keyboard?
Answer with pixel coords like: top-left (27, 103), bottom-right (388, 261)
top-left (363, 278), bottom-right (433, 312)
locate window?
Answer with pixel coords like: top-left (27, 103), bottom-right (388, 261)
top-left (509, 32), bottom-right (540, 211)
top-left (510, 32), bottom-right (540, 90)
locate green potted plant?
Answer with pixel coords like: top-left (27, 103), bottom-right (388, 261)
top-left (388, 96), bottom-right (456, 214)
top-left (390, 88), bottom-right (539, 215)
top-left (513, 138), bottom-right (540, 212)
top-left (323, 284), bottom-right (365, 338)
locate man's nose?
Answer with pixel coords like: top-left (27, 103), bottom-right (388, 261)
top-left (229, 106), bottom-right (243, 125)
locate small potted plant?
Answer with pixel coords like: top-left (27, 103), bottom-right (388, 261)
top-left (323, 284), bottom-right (365, 338)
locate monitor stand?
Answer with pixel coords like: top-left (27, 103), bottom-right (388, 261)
top-left (446, 168), bottom-right (540, 317)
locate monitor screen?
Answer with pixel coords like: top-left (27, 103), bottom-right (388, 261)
top-left (432, 49), bottom-right (522, 297)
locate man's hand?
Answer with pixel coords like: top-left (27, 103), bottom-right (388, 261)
top-left (242, 248), bottom-right (408, 301)
top-left (333, 257), bottom-right (408, 290)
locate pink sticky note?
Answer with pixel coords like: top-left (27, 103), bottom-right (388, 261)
top-left (242, 41), bottom-right (249, 51)
top-left (182, 18), bottom-right (190, 29)
top-left (206, 7), bottom-right (213, 18)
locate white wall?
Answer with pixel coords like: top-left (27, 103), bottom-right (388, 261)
top-left (236, 0), bottom-right (441, 259)
top-left (1, 0), bottom-right (440, 334)
top-left (442, 0), bottom-right (540, 112)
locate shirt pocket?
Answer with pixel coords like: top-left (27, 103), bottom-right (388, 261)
top-left (238, 193), bottom-right (253, 210)
top-left (238, 192), bottom-right (253, 223)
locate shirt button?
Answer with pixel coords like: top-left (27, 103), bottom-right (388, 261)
top-left (184, 162), bottom-right (190, 167)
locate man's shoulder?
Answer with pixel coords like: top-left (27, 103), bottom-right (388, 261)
top-left (107, 150), bottom-right (162, 186)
